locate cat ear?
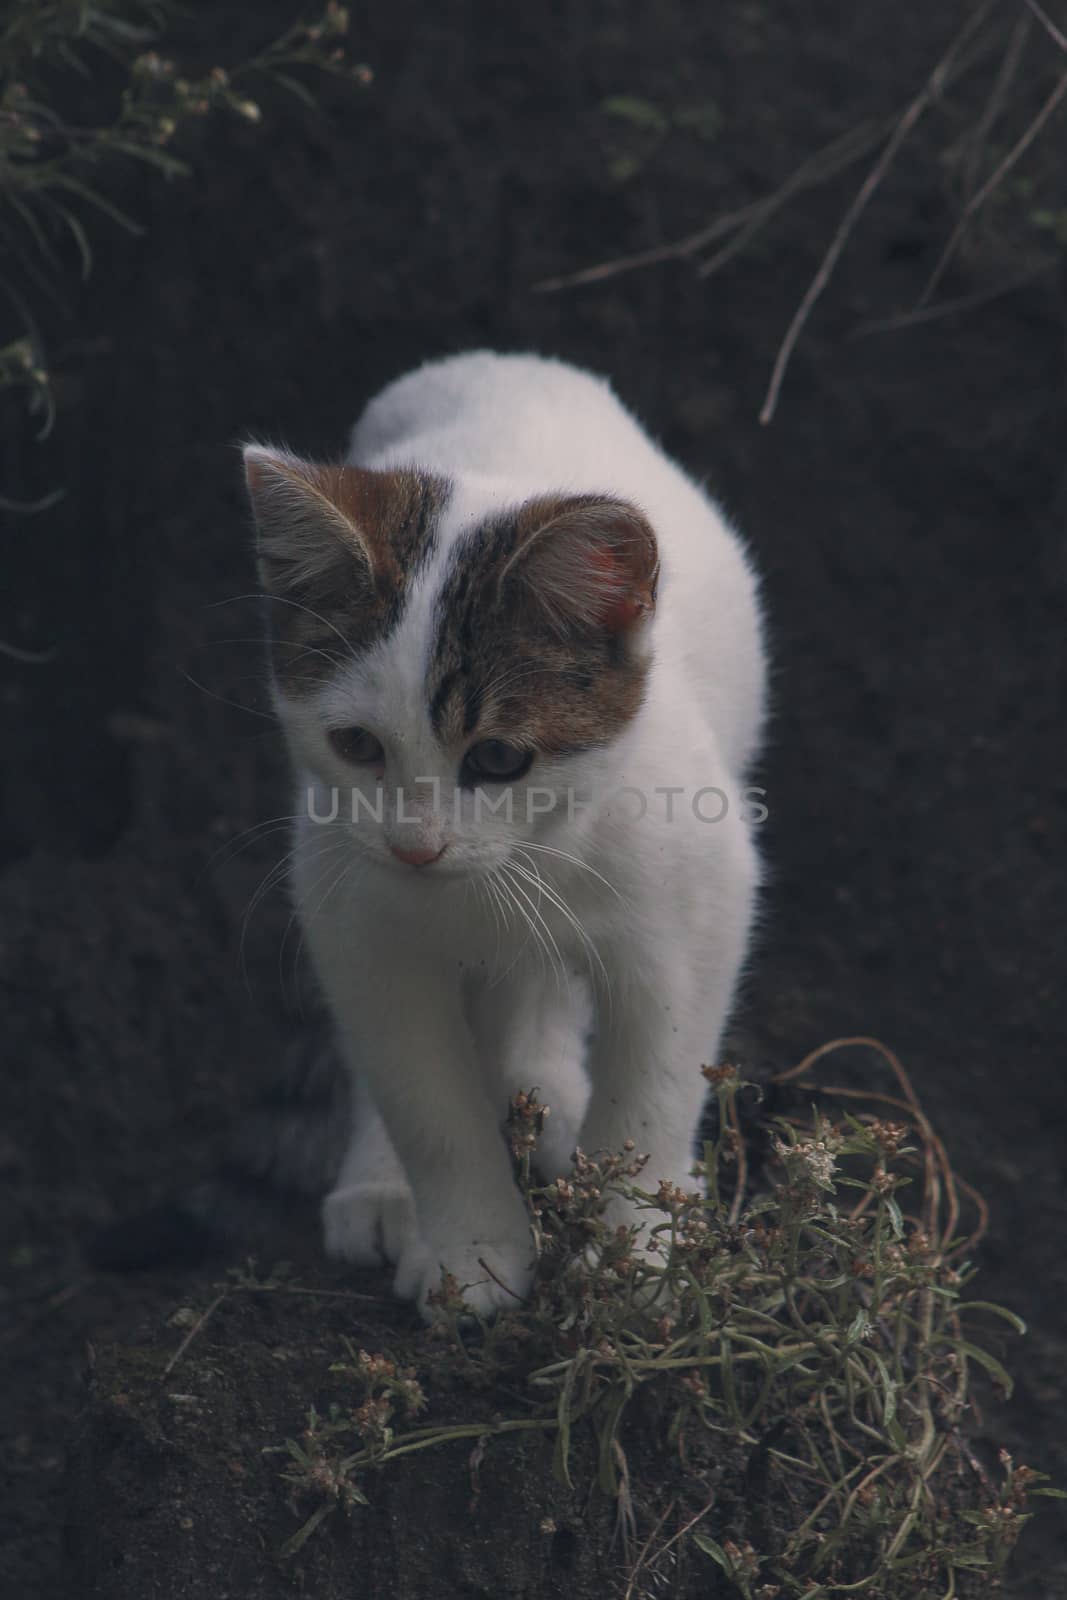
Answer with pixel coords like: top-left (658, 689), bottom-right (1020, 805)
top-left (242, 446), bottom-right (375, 596)
top-left (500, 497), bottom-right (659, 636)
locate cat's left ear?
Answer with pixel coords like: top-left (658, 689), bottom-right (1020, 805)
top-left (500, 496), bottom-right (659, 638)
top-left (242, 445), bottom-right (377, 597)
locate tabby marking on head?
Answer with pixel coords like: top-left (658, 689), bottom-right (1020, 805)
top-left (427, 493), bottom-right (659, 754)
top-left (244, 447), bottom-right (451, 697)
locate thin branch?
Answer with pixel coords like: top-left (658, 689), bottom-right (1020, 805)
top-left (696, 120), bottom-right (890, 279)
top-left (533, 118), bottom-right (890, 294)
top-left (622, 1499), bottom-right (674, 1600)
top-left (612, 1438), bottom-right (638, 1561)
top-left (726, 1087), bottom-right (749, 1228)
top-left (161, 1264), bottom-right (392, 1388)
top-left (759, 3), bottom-right (997, 423)
top-left (160, 1291), bottom-right (227, 1381)
top-left (648, 1494), bottom-right (718, 1570)
top-left (772, 1035), bottom-right (988, 1257)
top-left (534, 205), bottom-right (756, 292)
top-left (0, 488), bottom-right (65, 513)
top-left (851, 264), bottom-right (1049, 336)
top-left (222, 1279), bottom-right (391, 1301)
top-left (961, 12), bottom-right (1031, 204)
top-left (917, 63), bottom-right (1067, 307)
top-left (476, 1255), bottom-right (525, 1302)
top-left (624, 1495), bottom-right (723, 1599)
top-left (1023, 0), bottom-right (1067, 53)
top-left (0, 636), bottom-right (57, 663)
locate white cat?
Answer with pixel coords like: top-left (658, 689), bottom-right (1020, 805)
top-left (243, 351), bottom-right (766, 1319)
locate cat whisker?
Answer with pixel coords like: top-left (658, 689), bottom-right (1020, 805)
top-left (239, 831), bottom-right (346, 992)
top-left (180, 668), bottom-right (276, 722)
top-left (204, 813), bottom-right (306, 873)
top-left (518, 839), bottom-right (622, 901)
top-left (205, 635), bottom-right (351, 675)
top-left (510, 850), bottom-right (611, 1005)
top-left (288, 846), bottom-right (368, 1012)
top-left (477, 868), bottom-right (503, 940)
top-left (491, 866), bottom-right (548, 983)
top-left (484, 867), bottom-right (515, 946)
top-left (212, 591), bottom-right (363, 670)
top-left (490, 874), bottom-right (547, 987)
top-left (472, 659), bottom-right (545, 707)
top-left (276, 834), bottom-right (353, 985)
top-left (472, 869), bottom-right (508, 969)
top-left (499, 863), bottom-right (567, 988)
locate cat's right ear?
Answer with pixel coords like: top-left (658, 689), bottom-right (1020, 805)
top-left (242, 446), bottom-right (375, 597)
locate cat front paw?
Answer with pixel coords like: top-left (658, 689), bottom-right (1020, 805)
top-left (322, 1179), bottom-right (416, 1268)
top-left (583, 1188), bottom-right (684, 1310)
top-left (394, 1226), bottom-right (536, 1321)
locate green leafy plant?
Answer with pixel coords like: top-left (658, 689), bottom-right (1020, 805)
top-left (0, 0), bottom-right (370, 434)
top-left (274, 1042), bottom-right (1062, 1595)
top-left (599, 91), bottom-right (721, 184)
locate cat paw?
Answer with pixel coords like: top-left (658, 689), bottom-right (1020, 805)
top-left (322, 1180), bottom-right (416, 1268)
top-left (393, 1229), bottom-right (536, 1322)
top-left (582, 1189), bottom-right (685, 1310)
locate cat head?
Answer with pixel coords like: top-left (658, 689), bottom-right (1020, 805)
top-left (244, 446), bottom-right (659, 877)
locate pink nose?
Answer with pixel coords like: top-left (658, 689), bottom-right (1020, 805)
top-left (389, 843), bottom-right (446, 868)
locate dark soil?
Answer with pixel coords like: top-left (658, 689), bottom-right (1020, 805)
top-left (1, 2), bottom-right (1064, 1596)
top-left (63, 1284), bottom-right (752, 1600)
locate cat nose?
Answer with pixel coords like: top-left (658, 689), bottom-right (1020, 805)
top-left (389, 843), bottom-right (446, 868)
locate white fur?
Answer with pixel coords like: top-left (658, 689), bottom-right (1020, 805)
top-left (265, 352), bottom-right (766, 1319)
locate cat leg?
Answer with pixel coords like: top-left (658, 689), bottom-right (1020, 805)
top-left (322, 1069), bottom-right (416, 1268)
top-left (579, 829), bottom-right (758, 1228)
top-left (309, 935), bottom-right (536, 1318)
top-left (468, 971), bottom-right (592, 1180)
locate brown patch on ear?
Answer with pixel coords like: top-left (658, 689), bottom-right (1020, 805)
top-left (427, 494), bottom-right (658, 754)
top-left (242, 447), bottom-right (450, 696)
top-left (500, 495), bottom-right (659, 637)
top-left (245, 450), bottom-right (373, 597)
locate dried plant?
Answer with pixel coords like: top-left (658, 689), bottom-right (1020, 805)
top-left (275, 1040), bottom-right (1063, 1594)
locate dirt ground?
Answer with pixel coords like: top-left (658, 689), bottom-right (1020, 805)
top-left (1, 2), bottom-right (1064, 1595)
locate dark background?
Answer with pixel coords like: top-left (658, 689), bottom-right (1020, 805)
top-left (1, 1), bottom-right (1064, 1593)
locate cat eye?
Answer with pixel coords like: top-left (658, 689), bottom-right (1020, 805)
top-left (328, 726), bottom-right (385, 765)
top-left (460, 739), bottom-right (534, 786)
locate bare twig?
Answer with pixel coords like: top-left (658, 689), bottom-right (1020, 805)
top-left (961, 13), bottom-right (1032, 203)
top-left (539, 0), bottom-right (1060, 423)
top-left (224, 1281), bottom-right (390, 1301)
top-left (772, 1034), bottom-right (990, 1257)
top-left (852, 264), bottom-right (1049, 335)
top-left (0, 488), bottom-right (65, 513)
top-left (612, 1438), bottom-right (638, 1560)
top-left (163, 1262), bottom-right (390, 1388)
top-left (648, 1495), bottom-right (718, 1571)
top-left (476, 1255), bottom-right (525, 1302)
top-left (696, 121), bottom-right (890, 279)
top-left (623, 1495), bottom-right (724, 1599)
top-left (917, 62), bottom-right (1067, 307)
top-left (622, 1498), bottom-right (674, 1600)
top-left (533, 119), bottom-right (890, 293)
top-left (726, 1087), bottom-right (748, 1228)
top-left (1024, 0), bottom-right (1067, 53)
top-left (953, 1169), bottom-right (991, 1246)
top-left (534, 204), bottom-right (755, 292)
top-left (759, 4), bottom-right (997, 423)
top-left (0, 637), bottom-right (57, 663)
top-left (160, 1291), bottom-right (227, 1381)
